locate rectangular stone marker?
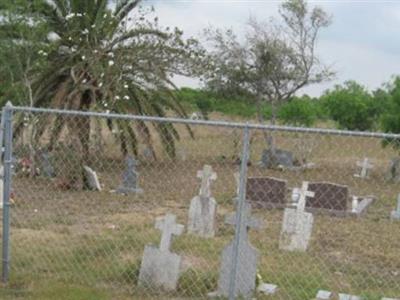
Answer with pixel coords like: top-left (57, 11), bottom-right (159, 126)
top-left (188, 165), bottom-right (217, 238)
top-left (307, 182), bottom-right (349, 216)
top-left (116, 156), bottom-right (143, 194)
top-left (211, 202), bottom-right (262, 298)
top-left (138, 213), bottom-right (184, 291)
top-left (391, 194), bottom-right (400, 220)
top-left (354, 157), bottom-right (373, 179)
top-left (279, 182), bottom-right (315, 252)
top-left (316, 290), bottom-right (333, 300)
top-left (247, 176), bottom-right (287, 208)
top-left (338, 293), bottom-right (361, 300)
top-left (83, 166), bottom-right (101, 191)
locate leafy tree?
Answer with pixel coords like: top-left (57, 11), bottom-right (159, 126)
top-left (0, 0), bottom-right (204, 187)
top-left (0, 0), bottom-right (202, 188)
top-left (381, 76), bottom-right (400, 147)
top-left (203, 0), bottom-right (333, 166)
top-left (278, 95), bottom-right (317, 127)
top-left (321, 81), bottom-right (377, 131)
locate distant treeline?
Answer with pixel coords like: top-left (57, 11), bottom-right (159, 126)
top-left (175, 78), bottom-right (400, 133)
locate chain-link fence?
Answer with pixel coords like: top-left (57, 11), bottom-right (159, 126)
top-left (1, 105), bottom-right (400, 299)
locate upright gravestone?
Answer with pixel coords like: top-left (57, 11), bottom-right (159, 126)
top-left (83, 166), bottom-right (101, 191)
top-left (279, 181), bottom-right (315, 252)
top-left (138, 213), bottom-right (184, 291)
top-left (247, 176), bottom-right (287, 208)
top-left (116, 156), bottom-right (143, 194)
top-left (211, 202), bottom-right (262, 298)
top-left (39, 151), bottom-right (55, 178)
top-left (188, 165), bottom-right (217, 238)
top-left (354, 157), bottom-right (373, 179)
top-left (307, 182), bottom-right (349, 216)
top-left (391, 194), bottom-right (400, 220)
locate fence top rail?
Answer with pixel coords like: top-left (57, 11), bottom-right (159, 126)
top-left (7, 104), bottom-right (400, 139)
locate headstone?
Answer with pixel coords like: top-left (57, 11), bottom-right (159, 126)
top-left (116, 156), bottom-right (143, 194)
top-left (247, 176), bottom-right (287, 209)
top-left (279, 182), bottom-right (315, 252)
top-left (307, 182), bottom-right (349, 216)
top-left (391, 194), bottom-right (400, 220)
top-left (138, 213), bottom-right (184, 291)
top-left (350, 196), bottom-right (375, 217)
top-left (211, 202), bottom-right (262, 298)
top-left (338, 293), bottom-right (361, 300)
top-left (385, 157), bottom-right (400, 182)
top-left (233, 172), bottom-right (240, 203)
top-left (257, 283), bottom-right (278, 295)
top-left (261, 148), bottom-right (295, 168)
top-left (39, 151), bottom-right (55, 177)
top-left (316, 290), bottom-right (333, 300)
top-left (354, 157), bottom-right (373, 179)
top-left (187, 165), bottom-right (217, 237)
top-left (83, 166), bottom-right (101, 191)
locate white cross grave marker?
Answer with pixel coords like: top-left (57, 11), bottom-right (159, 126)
top-left (138, 213), bottom-right (184, 291)
top-left (197, 165), bottom-right (217, 198)
top-left (279, 181), bottom-right (315, 252)
top-left (354, 157), bottom-right (373, 179)
top-left (188, 165), bottom-right (218, 237)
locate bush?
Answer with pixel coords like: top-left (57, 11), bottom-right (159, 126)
top-left (381, 76), bottom-right (400, 148)
top-left (278, 96), bottom-right (317, 127)
top-left (321, 81), bottom-right (377, 131)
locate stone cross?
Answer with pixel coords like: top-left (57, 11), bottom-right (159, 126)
top-left (296, 181), bottom-right (315, 212)
top-left (197, 165), bottom-right (217, 198)
top-left (225, 202), bottom-right (262, 240)
top-left (116, 156), bottom-right (143, 194)
top-left (211, 202), bottom-right (262, 298)
top-left (391, 193), bottom-right (400, 220)
top-left (354, 157), bottom-right (373, 179)
top-left (155, 214), bottom-right (184, 252)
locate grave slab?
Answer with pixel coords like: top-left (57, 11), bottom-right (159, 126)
top-left (247, 176), bottom-right (287, 209)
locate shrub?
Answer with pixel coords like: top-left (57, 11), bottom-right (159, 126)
top-left (278, 96), bottom-right (317, 127)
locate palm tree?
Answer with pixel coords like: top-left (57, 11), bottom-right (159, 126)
top-left (1, 0), bottom-right (203, 187)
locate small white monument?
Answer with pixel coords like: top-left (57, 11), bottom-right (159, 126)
top-left (187, 165), bottom-right (217, 238)
top-left (391, 194), bottom-right (400, 220)
top-left (138, 213), bottom-right (184, 291)
top-left (279, 181), bottom-right (315, 252)
top-left (83, 166), bottom-right (101, 191)
top-left (338, 293), bottom-right (361, 300)
top-left (354, 157), bottom-right (373, 179)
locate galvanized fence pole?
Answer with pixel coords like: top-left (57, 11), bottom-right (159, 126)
top-left (2, 102), bottom-right (14, 283)
top-left (228, 125), bottom-right (251, 300)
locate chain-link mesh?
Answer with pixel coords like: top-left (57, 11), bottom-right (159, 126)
top-left (1, 107), bottom-right (399, 299)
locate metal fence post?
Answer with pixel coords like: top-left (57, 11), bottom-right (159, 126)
top-left (228, 125), bottom-right (251, 300)
top-left (2, 102), bottom-right (14, 283)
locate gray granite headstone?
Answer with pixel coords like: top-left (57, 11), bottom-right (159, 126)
top-left (261, 148), bottom-right (295, 168)
top-left (354, 157), bottom-right (373, 179)
top-left (116, 156), bottom-right (143, 194)
top-left (307, 182), bottom-right (349, 216)
top-left (188, 165), bottom-right (217, 238)
top-left (83, 165), bottom-right (101, 191)
top-left (385, 157), bottom-right (400, 182)
top-left (279, 182), bottom-right (315, 252)
top-left (39, 151), bottom-right (55, 177)
top-left (391, 194), bottom-right (400, 220)
top-left (211, 202), bottom-right (262, 298)
top-left (247, 176), bottom-right (287, 209)
top-left (138, 213), bottom-right (184, 291)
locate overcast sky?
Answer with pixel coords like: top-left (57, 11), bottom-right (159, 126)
top-left (145, 0), bottom-right (400, 97)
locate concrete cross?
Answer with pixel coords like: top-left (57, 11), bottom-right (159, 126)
top-left (197, 165), bottom-right (217, 198)
top-left (225, 202), bottom-right (262, 241)
top-left (155, 214), bottom-right (184, 252)
top-left (355, 157), bottom-right (373, 178)
top-left (296, 181), bottom-right (315, 213)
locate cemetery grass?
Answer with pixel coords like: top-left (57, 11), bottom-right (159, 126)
top-left (1, 117), bottom-right (400, 299)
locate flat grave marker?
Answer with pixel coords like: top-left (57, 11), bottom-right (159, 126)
top-left (247, 176), bottom-right (287, 208)
top-left (306, 182), bottom-right (349, 216)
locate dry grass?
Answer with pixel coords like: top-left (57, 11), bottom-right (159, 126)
top-left (1, 114), bottom-right (400, 299)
